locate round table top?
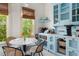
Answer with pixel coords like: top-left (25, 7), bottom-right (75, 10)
top-left (9, 38), bottom-right (37, 46)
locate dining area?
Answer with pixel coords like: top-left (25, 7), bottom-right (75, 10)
top-left (2, 35), bottom-right (46, 56)
top-left (0, 3), bottom-right (55, 56)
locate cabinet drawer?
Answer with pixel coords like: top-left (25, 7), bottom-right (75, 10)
top-left (58, 48), bottom-right (66, 54)
top-left (59, 41), bottom-right (66, 47)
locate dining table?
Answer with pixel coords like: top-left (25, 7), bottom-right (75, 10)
top-left (9, 37), bottom-right (38, 55)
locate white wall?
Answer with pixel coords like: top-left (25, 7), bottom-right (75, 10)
top-left (7, 3), bottom-right (22, 37)
top-left (44, 3), bottom-right (54, 29)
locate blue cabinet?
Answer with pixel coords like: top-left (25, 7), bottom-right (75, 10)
top-left (72, 3), bottom-right (79, 22)
top-left (54, 5), bottom-right (59, 24)
top-left (69, 50), bottom-right (78, 56)
top-left (47, 35), bottom-right (57, 53)
top-left (60, 3), bottom-right (69, 13)
top-left (61, 13), bottom-right (69, 20)
top-left (69, 39), bottom-right (78, 49)
top-left (49, 44), bottom-right (54, 52)
top-left (68, 37), bottom-right (79, 56)
top-left (53, 3), bottom-right (79, 26)
top-left (60, 3), bottom-right (70, 21)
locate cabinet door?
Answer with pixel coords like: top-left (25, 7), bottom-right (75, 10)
top-left (47, 35), bottom-right (56, 53)
top-left (49, 36), bottom-right (54, 42)
top-left (72, 3), bottom-right (79, 22)
top-left (68, 37), bottom-right (79, 56)
top-left (69, 38), bottom-right (78, 49)
top-left (69, 50), bottom-right (78, 56)
top-left (49, 44), bottom-right (54, 52)
top-left (43, 40), bottom-right (49, 50)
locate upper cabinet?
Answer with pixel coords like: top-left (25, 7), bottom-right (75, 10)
top-left (72, 3), bottom-right (79, 22)
top-left (60, 3), bottom-right (70, 20)
top-left (53, 3), bottom-right (79, 26)
top-left (54, 5), bottom-right (58, 24)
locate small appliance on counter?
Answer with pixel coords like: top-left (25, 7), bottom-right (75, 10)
top-left (44, 27), bottom-right (56, 34)
top-left (39, 27), bottom-right (48, 33)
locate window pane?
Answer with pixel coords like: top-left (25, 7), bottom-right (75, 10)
top-left (72, 9), bottom-right (76, 15)
top-left (61, 13), bottom-right (69, 20)
top-left (22, 19), bottom-right (33, 37)
top-left (54, 5), bottom-right (58, 10)
top-left (61, 3), bottom-right (69, 13)
top-left (72, 16), bottom-right (76, 22)
top-left (77, 8), bottom-right (79, 15)
top-left (77, 15), bottom-right (79, 21)
top-left (54, 10), bottom-right (58, 15)
top-left (54, 15), bottom-right (58, 24)
top-left (72, 3), bottom-right (77, 10)
top-left (61, 3), bottom-right (69, 8)
top-left (77, 3), bottom-right (79, 8)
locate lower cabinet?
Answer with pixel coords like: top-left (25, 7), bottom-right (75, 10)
top-left (69, 50), bottom-right (78, 56)
top-left (68, 37), bottom-right (79, 56)
top-left (69, 38), bottom-right (78, 49)
top-left (43, 41), bottom-right (48, 50)
top-left (47, 43), bottom-right (55, 53)
top-left (47, 35), bottom-right (57, 53)
top-left (39, 33), bottom-right (79, 56)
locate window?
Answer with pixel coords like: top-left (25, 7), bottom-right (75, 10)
top-left (22, 18), bottom-right (34, 38)
top-left (0, 15), bottom-right (7, 42)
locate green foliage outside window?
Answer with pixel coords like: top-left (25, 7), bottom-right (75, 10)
top-left (22, 18), bottom-right (33, 38)
top-left (0, 15), bottom-right (6, 42)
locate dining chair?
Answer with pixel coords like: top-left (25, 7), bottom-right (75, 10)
top-left (30, 41), bottom-right (45, 56)
top-left (6, 36), bottom-right (16, 46)
top-left (2, 46), bottom-right (24, 56)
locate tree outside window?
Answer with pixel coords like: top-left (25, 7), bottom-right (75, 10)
top-left (22, 18), bottom-right (34, 38)
top-left (0, 15), bottom-right (7, 42)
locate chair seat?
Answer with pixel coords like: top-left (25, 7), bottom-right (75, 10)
top-left (29, 46), bottom-right (37, 52)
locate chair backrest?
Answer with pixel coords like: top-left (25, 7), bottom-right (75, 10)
top-left (15, 48), bottom-right (24, 56)
top-left (2, 46), bottom-right (24, 56)
top-left (35, 41), bottom-right (45, 53)
top-left (6, 36), bottom-right (16, 46)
